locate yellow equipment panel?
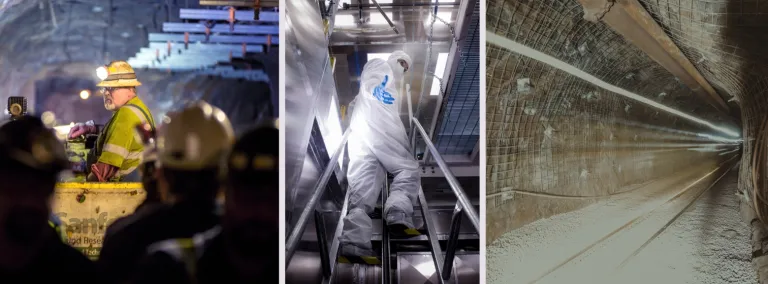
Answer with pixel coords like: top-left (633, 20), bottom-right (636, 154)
top-left (52, 182), bottom-right (145, 259)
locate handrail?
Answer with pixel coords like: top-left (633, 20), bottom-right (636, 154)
top-left (285, 127), bottom-right (352, 265)
top-left (411, 116), bottom-right (480, 231)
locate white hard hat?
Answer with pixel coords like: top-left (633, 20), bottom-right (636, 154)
top-left (156, 101), bottom-right (235, 170)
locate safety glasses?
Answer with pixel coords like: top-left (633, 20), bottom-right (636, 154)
top-left (100, 87), bottom-right (128, 94)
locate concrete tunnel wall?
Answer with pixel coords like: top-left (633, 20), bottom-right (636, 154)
top-left (485, 0), bottom-right (741, 244)
top-left (0, 0), bottom-right (278, 134)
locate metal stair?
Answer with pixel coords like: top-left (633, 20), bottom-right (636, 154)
top-left (285, 117), bottom-right (480, 284)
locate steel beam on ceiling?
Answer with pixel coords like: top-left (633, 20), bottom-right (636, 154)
top-left (148, 42), bottom-right (264, 53)
top-left (148, 33), bottom-right (279, 45)
top-left (179, 8), bottom-right (278, 22)
top-left (343, 2), bottom-right (460, 9)
top-left (128, 59), bottom-right (227, 68)
top-left (578, 0), bottom-right (731, 115)
top-left (163, 22), bottom-right (279, 35)
top-left (197, 0), bottom-right (278, 8)
top-left (137, 49), bottom-right (250, 58)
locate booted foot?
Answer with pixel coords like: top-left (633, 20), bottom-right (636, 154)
top-left (387, 223), bottom-right (423, 238)
top-left (337, 244), bottom-right (380, 265)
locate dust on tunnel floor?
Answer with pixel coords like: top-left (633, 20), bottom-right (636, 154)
top-left (487, 169), bottom-right (755, 284)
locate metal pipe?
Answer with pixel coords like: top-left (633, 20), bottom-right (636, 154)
top-left (418, 187), bottom-right (446, 284)
top-left (411, 117), bottom-right (480, 231)
top-left (285, 127), bottom-right (352, 265)
top-left (413, 0), bottom-right (440, 160)
top-left (442, 202), bottom-right (463, 280)
top-left (343, 2), bottom-right (459, 9)
top-left (370, 0), bottom-right (398, 34)
top-left (314, 210), bottom-right (332, 278)
top-left (47, 0), bottom-right (57, 29)
top-left (381, 173), bottom-right (391, 284)
top-left (407, 83), bottom-right (413, 137)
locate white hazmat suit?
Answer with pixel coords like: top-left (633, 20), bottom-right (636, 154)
top-left (339, 51), bottom-right (420, 257)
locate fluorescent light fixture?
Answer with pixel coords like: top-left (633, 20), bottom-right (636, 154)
top-left (428, 11), bottom-right (453, 22)
top-left (325, 96), bottom-right (345, 167)
top-left (367, 53), bottom-right (391, 62)
top-left (375, 0), bottom-right (393, 3)
top-left (487, 31), bottom-right (742, 138)
top-left (370, 12), bottom-right (393, 25)
top-left (430, 53), bottom-right (449, 96)
top-left (334, 14), bottom-right (355, 26)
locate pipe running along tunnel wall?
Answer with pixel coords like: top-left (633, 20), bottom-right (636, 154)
top-left (484, 0), bottom-right (741, 244)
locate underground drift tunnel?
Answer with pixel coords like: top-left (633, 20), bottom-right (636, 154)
top-left (0, 0), bottom-right (277, 259)
top-left (486, 0), bottom-right (765, 283)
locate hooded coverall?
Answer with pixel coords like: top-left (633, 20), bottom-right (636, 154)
top-left (339, 51), bottom-right (420, 256)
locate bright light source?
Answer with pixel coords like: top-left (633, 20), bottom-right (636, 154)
top-left (376, 0), bottom-right (393, 3)
top-left (428, 11), bottom-right (453, 23)
top-left (430, 53), bottom-right (449, 96)
top-left (335, 14), bottom-right (356, 26)
top-left (487, 31), bottom-right (742, 138)
top-left (367, 53), bottom-right (391, 62)
top-left (41, 111), bottom-right (56, 126)
top-left (96, 66), bottom-right (108, 80)
top-left (79, 90), bottom-right (90, 100)
top-left (370, 13), bottom-right (393, 25)
top-left (325, 96), bottom-right (344, 167)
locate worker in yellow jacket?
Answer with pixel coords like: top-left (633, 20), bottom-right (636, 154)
top-left (68, 61), bottom-right (156, 182)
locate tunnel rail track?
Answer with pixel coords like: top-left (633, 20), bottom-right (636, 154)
top-left (530, 154), bottom-right (740, 283)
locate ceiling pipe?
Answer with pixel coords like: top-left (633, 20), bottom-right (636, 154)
top-left (342, 2), bottom-right (459, 9)
top-left (370, 0), bottom-right (398, 34)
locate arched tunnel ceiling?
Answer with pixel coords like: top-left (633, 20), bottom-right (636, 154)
top-left (486, 0), bottom-right (739, 134)
top-left (0, 0), bottom-right (277, 133)
top-left (635, 0), bottom-right (767, 198)
top-left (484, 0), bottom-right (744, 242)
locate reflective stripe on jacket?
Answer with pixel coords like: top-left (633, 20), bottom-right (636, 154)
top-left (95, 96), bottom-right (155, 180)
top-left (146, 226), bottom-right (222, 283)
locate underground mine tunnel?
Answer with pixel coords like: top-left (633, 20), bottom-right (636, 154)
top-left (486, 0), bottom-right (763, 283)
top-left (0, 0), bottom-right (277, 262)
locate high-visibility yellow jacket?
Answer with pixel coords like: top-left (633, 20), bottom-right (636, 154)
top-left (95, 96), bottom-right (155, 180)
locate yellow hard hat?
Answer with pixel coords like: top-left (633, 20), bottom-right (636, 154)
top-left (156, 101), bottom-right (235, 170)
top-left (96, 61), bottom-right (142, 87)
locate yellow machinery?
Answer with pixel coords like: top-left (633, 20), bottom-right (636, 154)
top-left (52, 182), bottom-right (145, 260)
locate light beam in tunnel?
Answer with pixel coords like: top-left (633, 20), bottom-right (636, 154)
top-left (486, 32), bottom-right (741, 138)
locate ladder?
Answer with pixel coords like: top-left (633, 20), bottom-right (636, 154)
top-left (285, 117), bottom-right (480, 283)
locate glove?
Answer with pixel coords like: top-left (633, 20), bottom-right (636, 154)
top-left (90, 162), bottom-right (118, 182)
top-left (372, 75), bottom-right (395, 105)
top-left (68, 121), bottom-right (97, 139)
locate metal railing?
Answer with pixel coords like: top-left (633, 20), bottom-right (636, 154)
top-left (285, 127), bottom-right (351, 265)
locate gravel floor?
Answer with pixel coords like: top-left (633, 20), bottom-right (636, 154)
top-left (488, 168), bottom-right (755, 284)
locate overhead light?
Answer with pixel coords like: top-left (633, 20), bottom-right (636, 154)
top-left (367, 53), bottom-right (391, 62)
top-left (375, 0), bottom-right (393, 3)
top-left (369, 12), bottom-right (393, 25)
top-left (96, 66), bottom-right (108, 80)
top-left (335, 14), bottom-right (355, 26)
top-left (430, 53), bottom-right (449, 96)
top-left (428, 11), bottom-right (453, 23)
top-left (79, 90), bottom-right (90, 100)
